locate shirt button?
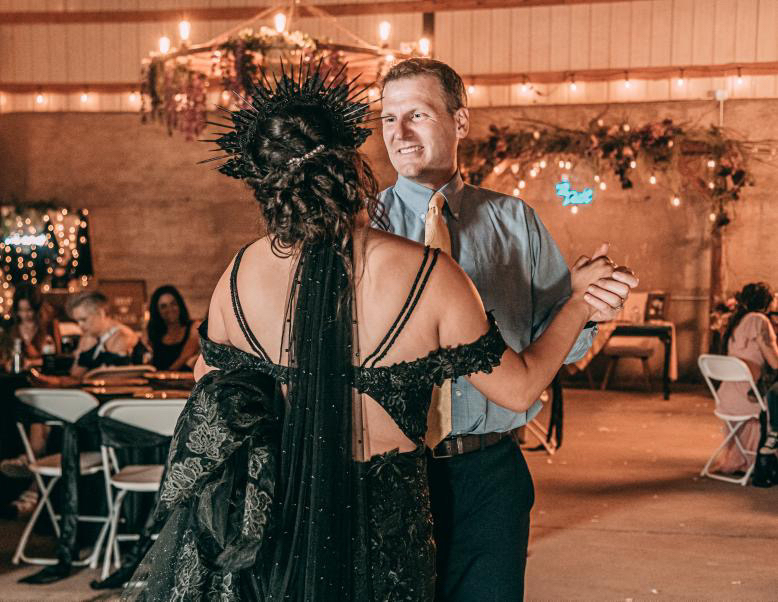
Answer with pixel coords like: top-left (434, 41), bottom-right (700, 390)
top-left (419, 213), bottom-right (425, 219)
top-left (455, 390), bottom-right (462, 397)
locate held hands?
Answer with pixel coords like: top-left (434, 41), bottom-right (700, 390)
top-left (571, 243), bottom-right (639, 322)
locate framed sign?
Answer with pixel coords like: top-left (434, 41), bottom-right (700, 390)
top-left (99, 279), bottom-right (147, 330)
top-left (645, 292), bottom-right (669, 321)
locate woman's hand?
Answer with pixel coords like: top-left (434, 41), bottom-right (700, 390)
top-left (28, 368), bottom-right (63, 387)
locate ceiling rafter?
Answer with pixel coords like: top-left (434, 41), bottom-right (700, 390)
top-left (0, 1), bottom-right (646, 25)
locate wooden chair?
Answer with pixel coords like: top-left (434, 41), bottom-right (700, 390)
top-left (600, 337), bottom-right (654, 392)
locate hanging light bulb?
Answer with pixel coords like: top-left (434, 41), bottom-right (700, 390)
top-left (510, 163), bottom-right (519, 174)
top-left (80, 92), bottom-right (89, 103)
top-left (129, 91), bottom-right (139, 103)
top-left (539, 159), bottom-right (547, 169)
top-left (629, 160), bottom-right (637, 169)
top-left (35, 93), bottom-right (45, 105)
top-left (571, 206), bottom-right (579, 214)
top-left (274, 13), bottom-right (286, 33)
top-left (649, 175), bottom-right (657, 185)
top-left (179, 20), bottom-right (191, 42)
top-left (518, 180), bottom-right (526, 189)
top-left (159, 36), bottom-right (171, 54)
top-left (379, 21), bottom-right (391, 43)
top-left (564, 161), bottom-right (572, 170)
top-left (676, 71), bottom-right (685, 87)
top-left (521, 80), bottom-right (529, 93)
top-left (707, 159), bottom-right (716, 168)
top-left (671, 196), bottom-right (681, 206)
top-left (513, 188), bottom-right (520, 197)
top-left (385, 53), bottom-right (395, 63)
top-left (736, 67), bottom-right (743, 86)
top-left (599, 182), bottom-right (607, 191)
top-left (624, 72), bottom-right (631, 89)
top-left (569, 76), bottom-right (577, 92)
top-left (467, 85), bottom-right (476, 95)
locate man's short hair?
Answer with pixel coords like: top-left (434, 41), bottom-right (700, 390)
top-left (66, 291), bottom-right (108, 316)
top-left (381, 58), bottom-right (467, 114)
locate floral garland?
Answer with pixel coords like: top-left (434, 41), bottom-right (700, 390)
top-left (458, 117), bottom-right (775, 230)
top-left (141, 27), bottom-right (350, 140)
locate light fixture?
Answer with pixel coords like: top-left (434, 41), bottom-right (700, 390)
top-left (558, 160), bottom-right (565, 169)
top-left (510, 163), bottom-right (519, 174)
top-left (129, 91), bottom-right (139, 102)
top-left (594, 174), bottom-right (600, 182)
top-left (159, 36), bottom-right (171, 54)
top-left (518, 180), bottom-right (526, 189)
top-left (709, 212), bottom-right (717, 222)
top-left (467, 85), bottom-right (476, 95)
top-left (599, 182), bottom-right (607, 191)
top-left (418, 37), bottom-right (431, 56)
top-left (539, 159), bottom-right (547, 169)
top-left (564, 161), bottom-right (572, 170)
top-left (378, 21), bottom-right (391, 43)
top-left (649, 175), bottom-right (657, 185)
top-left (707, 159), bottom-right (716, 168)
top-left (385, 53), bottom-right (395, 63)
top-left (513, 188), bottom-right (520, 197)
top-left (676, 71), bottom-right (685, 87)
top-left (80, 92), bottom-right (89, 103)
top-left (521, 81), bottom-right (529, 93)
top-left (624, 72), bottom-right (631, 89)
top-left (569, 75), bottom-right (577, 92)
top-left (623, 123), bottom-right (631, 132)
top-left (35, 93), bottom-right (45, 105)
top-left (736, 67), bottom-right (743, 86)
top-left (708, 181), bottom-right (715, 189)
top-left (671, 196), bottom-right (681, 206)
top-left (179, 20), bottom-right (191, 42)
top-left (629, 160), bottom-right (637, 169)
top-left (571, 206), bottom-right (579, 214)
top-left (274, 12), bottom-right (286, 33)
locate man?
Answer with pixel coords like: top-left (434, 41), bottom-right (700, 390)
top-left (378, 58), bottom-right (638, 600)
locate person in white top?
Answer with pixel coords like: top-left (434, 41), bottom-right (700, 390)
top-left (715, 282), bottom-right (778, 473)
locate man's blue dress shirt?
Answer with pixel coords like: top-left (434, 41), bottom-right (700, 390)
top-left (379, 172), bottom-right (596, 435)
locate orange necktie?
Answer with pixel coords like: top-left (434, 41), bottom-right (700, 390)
top-left (424, 192), bottom-right (453, 448)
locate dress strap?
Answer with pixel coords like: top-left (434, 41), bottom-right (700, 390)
top-left (230, 244), bottom-right (272, 362)
top-left (362, 246), bottom-right (440, 368)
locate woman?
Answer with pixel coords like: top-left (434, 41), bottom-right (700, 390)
top-left (145, 285), bottom-right (200, 371)
top-left (714, 282), bottom-right (778, 474)
top-left (0, 284), bottom-right (61, 515)
top-left (124, 70), bottom-right (616, 600)
top-left (32, 291), bottom-right (147, 387)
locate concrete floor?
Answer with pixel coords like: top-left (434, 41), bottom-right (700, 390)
top-left (0, 385), bottom-right (774, 601)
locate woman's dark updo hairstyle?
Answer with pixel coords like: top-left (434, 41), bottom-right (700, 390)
top-left (247, 103), bottom-right (383, 267)
top-left (723, 281), bottom-right (773, 353)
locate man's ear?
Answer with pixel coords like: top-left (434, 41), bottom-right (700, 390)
top-left (454, 107), bottom-right (470, 140)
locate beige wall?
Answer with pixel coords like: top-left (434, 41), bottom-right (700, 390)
top-left (1, 97), bottom-right (776, 381)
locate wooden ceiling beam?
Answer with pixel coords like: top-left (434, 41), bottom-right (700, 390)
top-left (0, 1), bottom-right (645, 24)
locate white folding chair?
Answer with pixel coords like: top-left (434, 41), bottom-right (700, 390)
top-left (12, 388), bottom-right (110, 567)
top-left (98, 398), bottom-right (186, 579)
top-left (83, 365), bottom-right (157, 381)
top-left (698, 354), bottom-right (767, 486)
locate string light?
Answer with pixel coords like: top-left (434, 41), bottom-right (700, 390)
top-left (418, 37), bottom-right (431, 57)
top-left (649, 175), bottom-right (657, 185)
top-left (671, 196), bottom-right (681, 206)
top-left (736, 68), bottom-right (743, 86)
top-left (274, 13), bottom-right (286, 33)
top-left (179, 20), bottom-right (191, 42)
top-left (467, 85), bottom-right (476, 95)
top-left (35, 93), bottom-right (45, 105)
top-left (539, 159), bottom-right (547, 169)
top-left (570, 206), bottom-right (579, 214)
top-left (599, 182), bottom-right (607, 191)
top-left (378, 21), bottom-right (391, 43)
top-left (569, 76), bottom-right (577, 92)
top-left (518, 180), bottom-right (526, 189)
top-left (629, 160), bottom-right (637, 169)
top-left (385, 53), bottom-right (395, 63)
top-left (80, 92), bottom-right (89, 103)
top-left (624, 72), bottom-right (631, 89)
top-left (709, 212), bottom-right (717, 222)
top-left (564, 161), bottom-right (572, 170)
top-left (707, 159), bottom-right (716, 168)
top-left (159, 36), bottom-right (171, 54)
top-left (676, 71), bottom-right (685, 87)
top-left (513, 187), bottom-right (520, 197)
top-left (510, 163), bottom-right (519, 174)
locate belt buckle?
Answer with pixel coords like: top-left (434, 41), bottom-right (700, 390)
top-left (431, 436), bottom-right (463, 459)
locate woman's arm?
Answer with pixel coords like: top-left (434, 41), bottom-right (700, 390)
top-left (434, 251), bottom-right (612, 413)
top-left (757, 316), bottom-right (778, 370)
top-left (169, 320), bottom-right (202, 371)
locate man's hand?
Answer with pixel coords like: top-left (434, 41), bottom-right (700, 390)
top-left (583, 243), bottom-right (639, 323)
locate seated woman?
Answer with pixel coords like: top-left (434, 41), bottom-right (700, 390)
top-left (145, 285), bottom-right (200, 371)
top-left (31, 291), bottom-right (147, 386)
top-left (715, 282), bottom-right (778, 473)
top-left (0, 285), bottom-right (62, 515)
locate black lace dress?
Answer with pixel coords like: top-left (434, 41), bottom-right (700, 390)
top-left (123, 245), bottom-right (507, 601)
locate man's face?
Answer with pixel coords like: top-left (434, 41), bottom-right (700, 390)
top-left (381, 75), bottom-right (468, 186)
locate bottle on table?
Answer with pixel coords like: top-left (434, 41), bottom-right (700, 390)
top-left (41, 335), bottom-right (57, 374)
top-left (11, 338), bottom-right (23, 374)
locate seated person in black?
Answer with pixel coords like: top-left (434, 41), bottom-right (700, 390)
top-left (31, 291), bottom-right (146, 386)
top-left (144, 285), bottom-right (200, 371)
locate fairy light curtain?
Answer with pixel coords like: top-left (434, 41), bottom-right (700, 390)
top-left (0, 204), bottom-right (93, 319)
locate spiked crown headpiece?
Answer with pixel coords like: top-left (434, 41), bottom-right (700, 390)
top-left (203, 60), bottom-right (376, 180)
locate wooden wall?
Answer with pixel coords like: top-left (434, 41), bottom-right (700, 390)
top-left (2, 0), bottom-right (778, 110)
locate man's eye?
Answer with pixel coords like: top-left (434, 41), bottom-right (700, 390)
top-left (412, 113), bottom-right (424, 120)
top-left (383, 116), bottom-right (395, 123)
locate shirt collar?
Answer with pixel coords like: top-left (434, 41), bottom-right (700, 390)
top-left (393, 172), bottom-right (465, 220)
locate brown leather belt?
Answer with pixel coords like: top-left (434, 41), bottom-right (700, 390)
top-left (430, 430), bottom-right (513, 459)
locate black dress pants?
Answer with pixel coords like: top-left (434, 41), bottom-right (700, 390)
top-left (428, 437), bottom-right (534, 602)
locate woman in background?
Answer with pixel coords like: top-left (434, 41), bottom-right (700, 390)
top-left (715, 282), bottom-right (778, 474)
top-left (0, 284), bottom-right (62, 515)
top-left (145, 285), bottom-right (200, 371)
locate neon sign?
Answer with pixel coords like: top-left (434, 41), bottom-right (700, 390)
top-left (555, 180), bottom-right (593, 206)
